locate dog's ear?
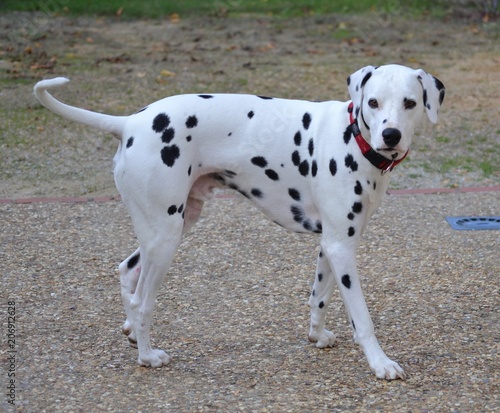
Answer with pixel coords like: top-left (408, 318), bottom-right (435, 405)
top-left (347, 66), bottom-right (377, 117)
top-left (415, 69), bottom-right (445, 123)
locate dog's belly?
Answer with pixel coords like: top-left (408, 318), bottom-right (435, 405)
top-left (209, 171), bottom-right (322, 234)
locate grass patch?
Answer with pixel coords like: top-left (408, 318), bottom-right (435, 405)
top-left (2, 0), bottom-right (447, 18)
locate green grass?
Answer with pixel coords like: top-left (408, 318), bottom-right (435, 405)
top-left (1, 0), bottom-right (446, 18)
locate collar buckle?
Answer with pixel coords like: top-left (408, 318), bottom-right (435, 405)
top-left (381, 160), bottom-right (395, 175)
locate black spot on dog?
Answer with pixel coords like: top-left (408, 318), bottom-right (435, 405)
top-left (355, 180), bottom-right (363, 195)
top-left (347, 212), bottom-right (355, 221)
top-left (294, 131), bottom-right (302, 146)
top-left (288, 188), bottom-right (301, 201)
top-left (314, 221), bottom-right (322, 233)
top-left (178, 204), bottom-right (184, 214)
top-left (329, 158), bottom-right (337, 176)
top-left (423, 89), bottom-right (428, 107)
top-left (247, 111), bottom-right (255, 119)
top-left (352, 320), bottom-right (356, 330)
top-left (311, 160), bottom-right (318, 177)
top-left (291, 204), bottom-right (304, 223)
top-left (319, 250), bottom-right (323, 258)
top-left (312, 289), bottom-right (316, 297)
top-left (436, 81), bottom-right (445, 104)
top-left (161, 127), bottom-right (175, 144)
top-left (127, 252), bottom-right (140, 269)
top-left (352, 202), bottom-right (363, 214)
top-left (251, 156), bottom-right (268, 168)
top-left (319, 301), bottom-right (325, 309)
top-left (168, 205), bottom-right (178, 215)
top-left (251, 188), bottom-right (263, 198)
top-left (302, 113), bottom-right (312, 130)
top-left (345, 154), bottom-right (358, 172)
top-left (291, 151), bottom-right (301, 166)
top-left (308, 139), bottom-right (314, 156)
top-left (126, 137), bottom-right (134, 148)
top-left (318, 273), bottom-right (323, 282)
top-left (348, 227), bottom-right (356, 237)
top-left (136, 106), bottom-right (148, 114)
top-left (258, 95), bottom-right (273, 100)
top-left (347, 75), bottom-right (351, 86)
top-left (343, 125), bottom-right (352, 144)
top-left (186, 115), bottom-right (198, 128)
top-left (152, 113), bottom-right (170, 132)
top-left (373, 181), bottom-right (377, 190)
top-left (299, 160), bottom-right (309, 177)
top-left (186, 135), bottom-right (192, 142)
top-left (224, 170), bottom-right (237, 177)
top-left (360, 71), bottom-right (372, 88)
top-left (342, 274), bottom-right (351, 289)
top-left (198, 94), bottom-right (213, 99)
top-left (265, 169), bottom-right (279, 181)
top-left (302, 220), bottom-right (313, 231)
top-left (161, 145), bottom-right (180, 167)
top-left (188, 165), bottom-right (192, 176)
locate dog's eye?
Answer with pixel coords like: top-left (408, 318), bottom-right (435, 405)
top-left (368, 99), bottom-right (378, 109)
top-left (404, 99), bottom-right (416, 109)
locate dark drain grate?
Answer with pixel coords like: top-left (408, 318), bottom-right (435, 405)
top-left (446, 216), bottom-right (500, 230)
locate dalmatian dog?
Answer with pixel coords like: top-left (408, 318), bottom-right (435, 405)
top-left (34, 64), bottom-right (445, 380)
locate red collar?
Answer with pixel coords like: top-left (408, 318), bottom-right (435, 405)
top-left (348, 102), bottom-right (409, 174)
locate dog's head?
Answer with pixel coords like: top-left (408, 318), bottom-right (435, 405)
top-left (347, 64), bottom-right (445, 160)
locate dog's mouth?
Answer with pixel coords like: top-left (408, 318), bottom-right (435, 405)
top-left (377, 147), bottom-right (407, 160)
top-left (379, 147), bottom-right (399, 156)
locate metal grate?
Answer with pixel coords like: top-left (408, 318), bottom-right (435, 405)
top-left (446, 216), bottom-right (500, 230)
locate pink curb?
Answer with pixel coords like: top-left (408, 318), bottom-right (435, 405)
top-left (387, 186), bottom-right (500, 195)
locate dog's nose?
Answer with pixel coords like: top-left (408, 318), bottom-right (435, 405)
top-left (382, 128), bottom-right (401, 148)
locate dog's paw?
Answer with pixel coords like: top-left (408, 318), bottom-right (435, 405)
top-left (138, 349), bottom-right (170, 368)
top-left (370, 357), bottom-right (406, 380)
top-left (308, 329), bottom-right (336, 348)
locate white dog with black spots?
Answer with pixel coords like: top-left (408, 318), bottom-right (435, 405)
top-left (34, 64), bottom-right (445, 380)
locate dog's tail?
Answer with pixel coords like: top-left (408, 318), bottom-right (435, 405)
top-left (34, 78), bottom-right (126, 138)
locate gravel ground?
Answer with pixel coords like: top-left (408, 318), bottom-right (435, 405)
top-left (1, 9), bottom-right (499, 413)
top-left (1, 190), bottom-right (498, 412)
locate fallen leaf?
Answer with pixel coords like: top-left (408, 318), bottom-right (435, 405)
top-left (160, 69), bottom-right (176, 77)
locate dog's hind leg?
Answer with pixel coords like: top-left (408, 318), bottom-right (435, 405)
top-left (119, 194), bottom-right (185, 367)
top-left (118, 175), bottom-right (216, 352)
top-left (132, 220), bottom-right (183, 367)
top-left (119, 248), bottom-right (141, 347)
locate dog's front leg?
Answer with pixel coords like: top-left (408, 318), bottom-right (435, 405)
top-left (320, 238), bottom-right (406, 380)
